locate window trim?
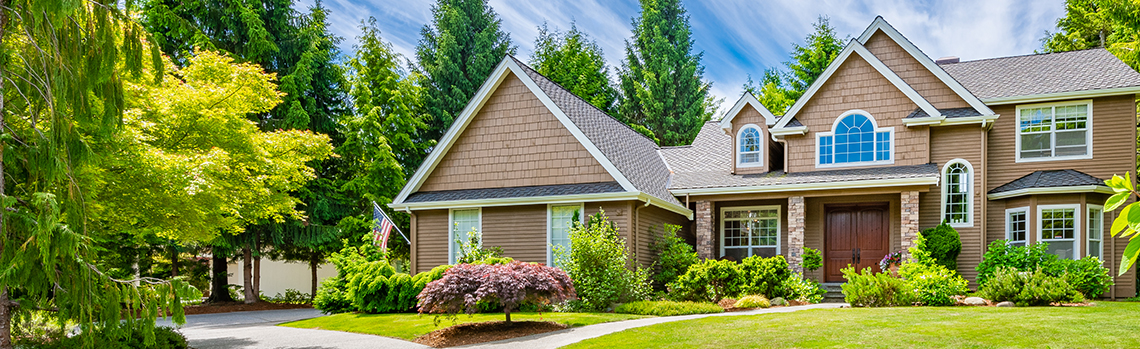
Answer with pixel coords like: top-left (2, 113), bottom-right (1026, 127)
top-left (815, 110), bottom-right (895, 169)
top-left (1036, 204), bottom-right (1081, 261)
top-left (1005, 206), bottom-right (1028, 246)
top-left (736, 124), bottom-right (765, 168)
top-left (719, 205), bottom-right (782, 259)
top-left (546, 203), bottom-right (585, 266)
top-left (448, 207), bottom-right (482, 264)
top-left (940, 159), bottom-right (974, 228)
top-left (1014, 99), bottom-right (1093, 163)
top-left (1087, 204), bottom-right (1104, 262)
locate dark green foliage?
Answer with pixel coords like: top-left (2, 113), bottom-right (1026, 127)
top-left (802, 247), bottom-right (823, 272)
top-left (649, 224), bottom-right (698, 289)
top-left (18, 326), bottom-right (188, 349)
top-left (976, 241), bottom-right (1112, 299)
top-left (1042, 0), bottom-right (1139, 71)
top-left (556, 211), bottom-right (652, 311)
top-left (416, 0), bottom-right (516, 141)
top-left (314, 243), bottom-right (453, 314)
top-left (976, 240), bottom-right (1057, 286)
top-left (668, 259), bottom-right (743, 303)
top-left (920, 223), bottom-right (962, 271)
top-left (739, 255), bottom-right (791, 298)
top-left (840, 267), bottom-right (915, 307)
top-left (1043, 258), bottom-right (1114, 299)
top-left (531, 23), bottom-right (619, 116)
top-left (627, 124), bottom-right (661, 145)
top-left (618, 0), bottom-right (712, 146)
top-left (979, 268), bottom-right (1085, 306)
top-left (614, 301), bottom-right (723, 316)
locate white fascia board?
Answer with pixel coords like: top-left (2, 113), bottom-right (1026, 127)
top-left (636, 193), bottom-right (695, 220)
top-left (902, 114), bottom-right (1001, 127)
top-left (389, 191), bottom-right (694, 220)
top-left (773, 40), bottom-right (942, 129)
top-left (719, 92), bottom-right (779, 129)
top-left (770, 126), bottom-right (808, 136)
top-left (901, 116), bottom-right (946, 126)
top-left (986, 185), bottom-right (1114, 200)
top-left (857, 17), bottom-right (996, 117)
top-left (981, 86), bottom-right (1140, 105)
top-left (669, 177), bottom-right (939, 196)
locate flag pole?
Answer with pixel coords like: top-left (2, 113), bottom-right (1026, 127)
top-left (374, 201), bottom-right (411, 244)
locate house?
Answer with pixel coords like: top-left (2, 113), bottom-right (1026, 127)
top-left (389, 17), bottom-right (1140, 297)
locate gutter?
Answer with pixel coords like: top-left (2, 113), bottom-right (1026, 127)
top-left (389, 191), bottom-right (694, 220)
top-left (985, 185), bottom-right (1114, 200)
top-left (981, 86), bottom-right (1140, 105)
top-left (670, 177), bottom-right (939, 196)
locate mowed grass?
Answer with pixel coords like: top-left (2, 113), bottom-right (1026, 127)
top-left (566, 301), bottom-right (1140, 349)
top-left (279, 312), bottom-right (650, 340)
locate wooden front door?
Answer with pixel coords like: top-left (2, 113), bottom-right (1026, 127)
top-left (824, 203), bottom-right (890, 282)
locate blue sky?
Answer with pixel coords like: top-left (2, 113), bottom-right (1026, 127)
top-left (297, 0), bottom-right (1065, 113)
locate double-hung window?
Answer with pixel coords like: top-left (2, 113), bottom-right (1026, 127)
top-left (721, 206), bottom-right (780, 260)
top-left (1088, 205), bottom-right (1103, 261)
top-left (1005, 207), bottom-right (1028, 247)
top-left (737, 125), bottom-right (763, 167)
top-left (1016, 100), bottom-right (1092, 161)
top-left (449, 208), bottom-right (481, 264)
top-left (1038, 205), bottom-right (1080, 260)
top-left (548, 204), bottom-right (582, 266)
top-left (942, 160), bottom-right (973, 227)
top-left (817, 111), bottom-right (893, 167)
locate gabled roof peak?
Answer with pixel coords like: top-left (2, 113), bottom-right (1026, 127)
top-left (717, 92), bottom-right (778, 130)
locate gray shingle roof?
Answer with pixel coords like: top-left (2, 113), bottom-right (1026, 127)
top-left (659, 121), bottom-right (731, 175)
top-left (940, 48), bottom-right (1140, 100)
top-left (906, 107), bottom-right (982, 119)
top-left (989, 170), bottom-right (1105, 195)
top-left (406, 182), bottom-right (625, 203)
top-left (670, 163), bottom-right (940, 190)
top-left (510, 57), bottom-right (682, 206)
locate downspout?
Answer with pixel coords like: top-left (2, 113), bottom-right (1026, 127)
top-left (980, 125), bottom-right (987, 273)
top-left (405, 207), bottom-right (417, 273)
top-left (1111, 209), bottom-right (1117, 300)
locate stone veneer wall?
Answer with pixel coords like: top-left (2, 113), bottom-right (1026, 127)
top-left (787, 196), bottom-right (806, 274)
top-left (901, 191), bottom-right (920, 256)
top-left (696, 201), bottom-right (713, 259)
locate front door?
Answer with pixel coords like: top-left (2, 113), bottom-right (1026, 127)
top-left (824, 203), bottom-right (889, 282)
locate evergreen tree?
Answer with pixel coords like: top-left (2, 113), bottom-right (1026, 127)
top-left (531, 23), bottom-right (619, 116)
top-left (1042, 0), bottom-right (1139, 71)
top-left (416, 0), bottom-right (515, 142)
top-left (750, 16), bottom-right (845, 115)
top-left (618, 0), bottom-right (711, 146)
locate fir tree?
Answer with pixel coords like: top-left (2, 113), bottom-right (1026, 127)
top-left (531, 23), bottom-right (619, 116)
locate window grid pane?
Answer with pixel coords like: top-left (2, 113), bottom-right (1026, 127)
top-left (1019, 104), bottom-right (1089, 159)
top-left (943, 163), bottom-right (970, 224)
top-left (1007, 211), bottom-right (1026, 243)
top-left (1040, 207), bottom-right (1077, 260)
top-left (550, 206), bottom-right (578, 262)
top-left (1088, 207), bottom-right (1103, 259)
top-left (451, 209), bottom-right (480, 262)
top-left (740, 128), bottom-right (762, 164)
top-left (722, 208), bottom-right (779, 258)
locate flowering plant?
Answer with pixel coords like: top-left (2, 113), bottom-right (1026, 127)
top-left (879, 251), bottom-right (905, 271)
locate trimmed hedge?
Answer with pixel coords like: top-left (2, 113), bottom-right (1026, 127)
top-left (615, 301), bottom-right (724, 316)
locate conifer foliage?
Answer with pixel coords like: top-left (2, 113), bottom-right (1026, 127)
top-left (531, 23), bottom-right (620, 117)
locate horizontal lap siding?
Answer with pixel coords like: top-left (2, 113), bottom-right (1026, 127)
top-left (863, 31), bottom-right (971, 109)
top-left (414, 210), bottom-right (449, 273)
top-left (635, 205), bottom-right (691, 267)
top-left (925, 125), bottom-right (985, 284)
top-left (420, 72), bottom-right (613, 191)
top-left (482, 205), bottom-right (547, 264)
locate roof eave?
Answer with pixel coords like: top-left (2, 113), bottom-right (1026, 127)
top-left (389, 191), bottom-right (694, 220)
top-left (981, 86), bottom-right (1140, 105)
top-left (903, 114), bottom-right (1000, 127)
top-left (986, 185), bottom-right (1114, 200)
top-left (669, 177), bottom-right (939, 196)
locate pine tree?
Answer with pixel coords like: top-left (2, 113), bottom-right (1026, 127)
top-left (531, 23), bottom-right (619, 116)
top-left (416, 0), bottom-right (515, 142)
top-left (618, 0), bottom-right (711, 146)
top-left (1043, 0), bottom-right (1139, 71)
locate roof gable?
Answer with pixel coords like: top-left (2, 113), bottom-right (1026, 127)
top-left (718, 92), bottom-right (778, 129)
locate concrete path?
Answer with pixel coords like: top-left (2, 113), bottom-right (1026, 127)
top-left (156, 308), bottom-right (429, 349)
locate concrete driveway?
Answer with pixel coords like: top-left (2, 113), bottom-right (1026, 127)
top-left (156, 309), bottom-right (428, 349)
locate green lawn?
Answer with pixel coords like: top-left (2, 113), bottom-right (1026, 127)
top-left (566, 302), bottom-right (1140, 348)
top-left (280, 312), bottom-right (649, 340)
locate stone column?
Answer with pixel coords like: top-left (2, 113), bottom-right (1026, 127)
top-left (696, 201), bottom-right (714, 259)
top-left (900, 191), bottom-right (921, 256)
top-left (787, 196), bottom-right (806, 274)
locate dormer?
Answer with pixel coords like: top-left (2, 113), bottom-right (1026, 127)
top-left (718, 93), bottom-right (779, 175)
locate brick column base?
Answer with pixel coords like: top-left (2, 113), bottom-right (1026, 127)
top-left (696, 201), bottom-right (713, 259)
top-left (787, 196), bottom-right (806, 274)
top-left (901, 191), bottom-right (921, 258)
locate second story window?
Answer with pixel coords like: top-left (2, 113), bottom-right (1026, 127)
top-left (1016, 100), bottom-right (1092, 162)
top-left (817, 111), bottom-right (892, 167)
top-left (737, 125), bottom-right (763, 167)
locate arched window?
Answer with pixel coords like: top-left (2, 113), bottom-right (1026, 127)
top-left (737, 125), bottom-right (763, 167)
top-left (817, 111), bottom-right (892, 167)
top-left (941, 159), bottom-right (973, 227)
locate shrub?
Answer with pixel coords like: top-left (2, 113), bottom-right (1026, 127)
top-left (614, 300), bottom-right (724, 316)
top-left (650, 224), bottom-right (699, 289)
top-left (898, 262), bottom-right (968, 306)
top-left (669, 259), bottom-right (743, 303)
top-left (1043, 257), bottom-right (1113, 299)
top-left (770, 297), bottom-right (788, 306)
top-left (778, 273), bottom-right (825, 303)
top-left (262, 289), bottom-right (310, 305)
top-left (417, 261), bottom-right (576, 323)
top-left (734, 295), bottom-right (771, 309)
top-left (315, 242), bottom-right (456, 314)
top-left (975, 240), bottom-right (1056, 286)
top-left (18, 326), bottom-right (188, 349)
top-left (978, 267), bottom-right (1085, 306)
top-left (976, 241), bottom-right (1112, 299)
top-left (920, 223), bottom-right (962, 271)
top-left (314, 275), bottom-right (354, 314)
top-left (840, 266), bottom-right (915, 307)
top-left (739, 255), bottom-right (791, 298)
top-left (555, 211), bottom-right (652, 311)
top-left (802, 247), bottom-right (823, 272)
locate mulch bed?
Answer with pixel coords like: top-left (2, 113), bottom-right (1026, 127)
top-left (183, 301), bottom-right (312, 315)
top-left (413, 321), bottom-right (568, 348)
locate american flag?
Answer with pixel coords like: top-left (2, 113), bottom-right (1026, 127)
top-left (373, 202), bottom-right (409, 251)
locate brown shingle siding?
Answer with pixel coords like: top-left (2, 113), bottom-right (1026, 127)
top-left (864, 31), bottom-right (971, 110)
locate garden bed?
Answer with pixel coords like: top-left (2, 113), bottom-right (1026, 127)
top-left (414, 320), bottom-right (567, 347)
top-left (184, 301), bottom-right (312, 315)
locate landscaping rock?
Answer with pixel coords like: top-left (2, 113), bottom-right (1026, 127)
top-left (964, 297), bottom-right (987, 306)
top-left (771, 297), bottom-right (788, 306)
top-left (996, 301), bottom-right (1015, 307)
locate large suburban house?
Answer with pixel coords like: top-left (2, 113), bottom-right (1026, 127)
top-left (389, 17), bottom-right (1140, 297)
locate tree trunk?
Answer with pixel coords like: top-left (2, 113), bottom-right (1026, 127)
top-left (253, 236), bottom-right (261, 301)
top-left (243, 248), bottom-right (255, 304)
top-left (310, 252), bottom-right (319, 301)
top-left (0, 289), bottom-right (11, 349)
top-left (504, 308), bottom-right (511, 324)
top-left (171, 247), bottom-right (179, 278)
top-left (207, 249), bottom-right (234, 303)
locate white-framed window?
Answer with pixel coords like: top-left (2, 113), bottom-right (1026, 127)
top-left (1005, 207), bottom-right (1028, 247)
top-left (1015, 100), bottom-right (1092, 162)
top-left (1037, 204), bottom-right (1080, 260)
top-left (720, 206), bottom-right (781, 260)
top-left (816, 110), bottom-right (893, 168)
top-left (737, 125), bottom-right (764, 168)
top-left (448, 208), bottom-right (481, 264)
top-left (1088, 204), bottom-right (1103, 261)
top-left (941, 159), bottom-right (973, 227)
top-left (547, 203), bottom-right (584, 266)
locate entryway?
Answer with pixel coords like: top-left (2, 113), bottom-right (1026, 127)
top-left (824, 203), bottom-right (889, 282)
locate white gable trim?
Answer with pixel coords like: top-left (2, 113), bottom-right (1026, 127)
top-left (856, 17), bottom-right (996, 116)
top-left (393, 56), bottom-right (638, 204)
top-left (773, 39), bottom-right (941, 129)
top-left (718, 92), bottom-right (778, 129)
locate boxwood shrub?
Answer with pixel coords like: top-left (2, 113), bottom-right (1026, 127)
top-left (615, 301), bottom-right (724, 316)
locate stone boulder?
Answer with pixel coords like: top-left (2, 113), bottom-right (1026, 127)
top-left (996, 301), bottom-right (1015, 307)
top-left (963, 297), bottom-right (987, 306)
